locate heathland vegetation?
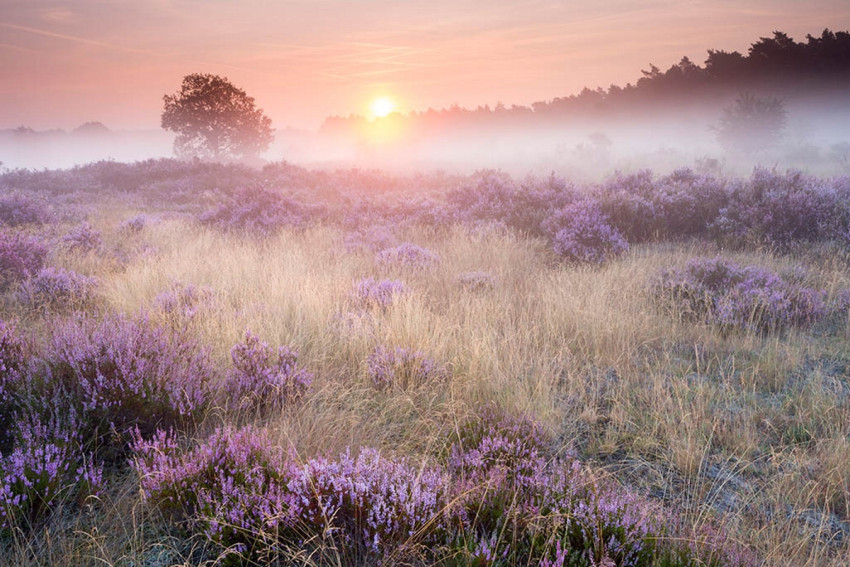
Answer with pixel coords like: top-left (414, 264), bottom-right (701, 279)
top-left (0, 159), bottom-right (848, 565)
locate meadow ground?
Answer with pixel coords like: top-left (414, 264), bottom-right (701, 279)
top-left (0, 162), bottom-right (848, 566)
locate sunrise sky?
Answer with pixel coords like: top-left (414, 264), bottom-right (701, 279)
top-left (1, 1), bottom-right (848, 131)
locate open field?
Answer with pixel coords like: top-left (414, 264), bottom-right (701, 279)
top-left (0, 160), bottom-right (848, 566)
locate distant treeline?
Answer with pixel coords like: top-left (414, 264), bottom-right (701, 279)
top-left (321, 29), bottom-right (850, 136)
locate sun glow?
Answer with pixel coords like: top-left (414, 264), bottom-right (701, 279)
top-left (370, 97), bottom-right (395, 118)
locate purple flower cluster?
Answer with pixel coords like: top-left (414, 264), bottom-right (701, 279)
top-left (130, 412), bottom-right (758, 566)
top-left (655, 257), bottom-right (838, 333)
top-left (376, 242), bottom-right (440, 270)
top-left (119, 214), bottom-right (149, 233)
top-left (223, 331), bottom-right (313, 412)
top-left (132, 426), bottom-right (445, 559)
top-left (0, 193), bottom-right (49, 226)
top-left (543, 199), bottom-right (629, 264)
top-left (366, 346), bottom-right (445, 390)
top-left (198, 186), bottom-right (326, 236)
top-left (62, 222), bottom-right (102, 252)
top-left (36, 314), bottom-right (214, 456)
top-left (1, 412), bottom-right (102, 534)
top-left (19, 266), bottom-right (98, 308)
top-left (350, 277), bottom-right (408, 309)
top-left (0, 229), bottom-right (48, 291)
top-left (711, 168), bottom-right (849, 246)
top-left (153, 282), bottom-right (214, 320)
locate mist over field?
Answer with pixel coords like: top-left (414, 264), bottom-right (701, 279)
top-left (2, 11), bottom-right (850, 567)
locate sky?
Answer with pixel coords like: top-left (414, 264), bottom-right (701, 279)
top-left (1, 0), bottom-right (848, 131)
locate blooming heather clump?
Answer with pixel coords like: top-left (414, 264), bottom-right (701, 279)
top-left (350, 277), bottom-right (408, 309)
top-left (61, 222), bottom-right (102, 252)
top-left (19, 267), bottom-right (98, 308)
top-left (119, 214), bottom-right (149, 233)
top-left (0, 229), bottom-right (48, 291)
top-left (34, 314), bottom-right (214, 459)
top-left (198, 186), bottom-right (325, 236)
top-left (223, 330), bottom-right (312, 412)
top-left (366, 346), bottom-right (445, 390)
top-left (376, 242), bottom-right (439, 270)
top-left (543, 199), bottom-right (629, 264)
top-left (655, 258), bottom-right (833, 333)
top-left (0, 193), bottom-right (48, 226)
top-left (132, 426), bottom-right (445, 561)
top-left (153, 282), bottom-right (214, 320)
top-left (343, 225), bottom-right (397, 252)
top-left (0, 319), bottom-right (27, 449)
top-left (1, 412), bottom-right (102, 534)
top-left (304, 447), bottom-right (446, 556)
top-left (131, 426), bottom-right (302, 553)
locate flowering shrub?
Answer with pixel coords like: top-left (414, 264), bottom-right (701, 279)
top-left (376, 242), bottom-right (439, 270)
top-left (199, 186), bottom-right (325, 236)
top-left (133, 426), bottom-right (445, 561)
top-left (0, 193), bottom-right (49, 226)
top-left (366, 346), bottom-right (445, 390)
top-left (223, 330), bottom-right (313, 412)
top-left (711, 168), bottom-right (846, 247)
top-left (19, 267), bottom-right (98, 308)
top-left (349, 277), bottom-right (408, 309)
top-left (153, 282), bottom-right (214, 320)
top-left (543, 199), bottom-right (629, 264)
top-left (119, 214), bottom-right (149, 232)
top-left (1, 412), bottom-right (102, 534)
top-left (62, 222), bottom-right (102, 252)
top-left (0, 319), bottom-right (27, 450)
top-left (343, 225), bottom-right (396, 252)
top-left (0, 229), bottom-right (48, 291)
top-left (33, 314), bottom-right (215, 460)
top-left (654, 258), bottom-right (835, 333)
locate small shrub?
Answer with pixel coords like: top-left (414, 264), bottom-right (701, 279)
top-left (343, 225), bottom-right (396, 252)
top-left (543, 199), bottom-right (629, 264)
top-left (19, 267), bottom-right (97, 308)
top-left (0, 230), bottom-right (48, 291)
top-left (153, 282), bottom-right (214, 320)
top-left (456, 270), bottom-right (497, 291)
top-left (349, 277), bottom-right (408, 309)
top-left (199, 186), bottom-right (324, 236)
top-left (376, 243), bottom-right (439, 270)
top-left (366, 346), bottom-right (445, 390)
top-left (119, 214), bottom-right (149, 232)
top-left (223, 330), bottom-right (313, 412)
top-left (654, 258), bottom-right (833, 333)
top-left (0, 193), bottom-right (48, 226)
top-left (62, 222), bottom-right (102, 252)
top-left (32, 314), bottom-right (215, 461)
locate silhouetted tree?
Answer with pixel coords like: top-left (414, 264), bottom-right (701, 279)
top-left (715, 93), bottom-right (786, 153)
top-left (161, 74), bottom-right (273, 161)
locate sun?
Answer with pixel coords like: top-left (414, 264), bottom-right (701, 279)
top-left (371, 96), bottom-right (395, 118)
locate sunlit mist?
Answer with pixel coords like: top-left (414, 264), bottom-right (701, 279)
top-left (371, 97), bottom-right (396, 119)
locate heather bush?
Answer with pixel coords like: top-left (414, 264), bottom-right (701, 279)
top-left (711, 168), bottom-right (846, 247)
top-left (223, 330), bottom-right (313, 413)
top-left (1, 412), bottom-right (102, 535)
top-left (61, 222), bottom-right (102, 252)
top-left (543, 199), bottom-right (629, 264)
top-left (0, 319), bottom-right (27, 450)
top-left (19, 266), bottom-right (98, 309)
top-left (446, 173), bottom-right (576, 236)
top-left (199, 186), bottom-right (325, 236)
top-left (133, 426), bottom-right (446, 561)
top-left (366, 346), bottom-right (445, 390)
top-left (0, 229), bottom-right (48, 291)
top-left (654, 257), bottom-right (834, 333)
top-left (376, 242), bottom-right (440, 270)
top-left (30, 314), bottom-right (215, 461)
top-left (653, 168), bottom-right (729, 239)
top-left (343, 224), bottom-right (397, 252)
top-left (153, 281), bottom-right (214, 320)
top-left (0, 193), bottom-right (48, 226)
top-left (349, 277), bottom-right (408, 309)
top-left (119, 214), bottom-right (149, 233)
top-left (595, 170), bottom-right (663, 242)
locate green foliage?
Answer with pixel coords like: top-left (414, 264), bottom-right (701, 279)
top-left (161, 73), bottom-right (274, 162)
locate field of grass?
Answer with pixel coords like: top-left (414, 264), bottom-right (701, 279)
top-left (0, 161), bottom-right (848, 566)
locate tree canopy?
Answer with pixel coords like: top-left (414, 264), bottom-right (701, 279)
top-left (161, 74), bottom-right (274, 162)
